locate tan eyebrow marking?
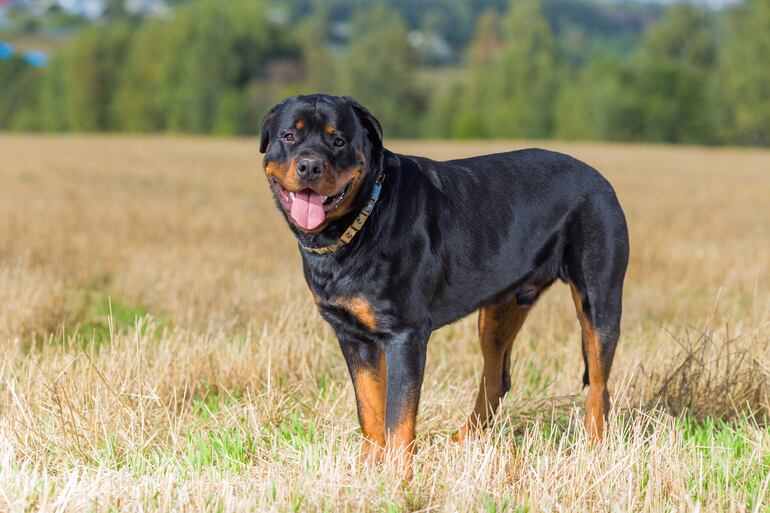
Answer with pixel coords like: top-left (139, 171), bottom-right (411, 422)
top-left (295, 120), bottom-right (305, 130)
top-left (325, 125), bottom-right (336, 134)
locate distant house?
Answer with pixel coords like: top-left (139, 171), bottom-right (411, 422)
top-left (24, 49), bottom-right (48, 66)
top-left (0, 41), bottom-right (14, 59)
top-left (125, 0), bottom-right (168, 18)
top-left (0, 42), bottom-right (48, 66)
top-left (6, 0), bottom-right (169, 19)
top-left (56, 0), bottom-right (105, 19)
top-left (408, 31), bottom-right (455, 64)
top-left (10, 0), bottom-right (56, 16)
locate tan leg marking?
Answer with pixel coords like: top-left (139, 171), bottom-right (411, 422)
top-left (386, 397), bottom-right (418, 477)
top-left (570, 283), bottom-right (609, 442)
top-left (453, 300), bottom-right (529, 441)
top-left (353, 351), bottom-right (387, 463)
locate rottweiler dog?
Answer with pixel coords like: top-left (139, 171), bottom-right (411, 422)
top-left (259, 94), bottom-right (629, 472)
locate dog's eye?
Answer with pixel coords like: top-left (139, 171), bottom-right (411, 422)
top-left (333, 137), bottom-right (345, 147)
top-left (282, 133), bottom-right (295, 143)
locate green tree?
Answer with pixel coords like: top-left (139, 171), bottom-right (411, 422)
top-left (423, 82), bottom-right (464, 138)
top-left (719, 0), bottom-right (770, 145)
top-left (103, 0), bottom-right (128, 20)
top-left (0, 57), bottom-right (42, 130)
top-left (25, 23), bottom-right (133, 131)
top-left (450, 9), bottom-right (501, 137)
top-left (627, 3), bottom-right (718, 143)
top-left (638, 3), bottom-right (715, 69)
top-left (297, 9), bottom-right (338, 93)
top-left (113, 0), bottom-right (297, 134)
top-left (554, 55), bottom-right (624, 141)
top-left (455, 0), bottom-right (560, 138)
top-left (37, 57), bottom-right (69, 131)
top-left (495, 0), bottom-right (560, 138)
top-left (111, 21), bottom-right (167, 131)
top-left (60, 23), bottom-right (133, 130)
top-left (344, 5), bottom-right (425, 137)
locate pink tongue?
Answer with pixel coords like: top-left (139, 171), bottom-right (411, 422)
top-left (290, 190), bottom-right (326, 230)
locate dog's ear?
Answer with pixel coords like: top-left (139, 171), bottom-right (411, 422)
top-left (343, 96), bottom-right (383, 152)
top-left (259, 99), bottom-right (288, 154)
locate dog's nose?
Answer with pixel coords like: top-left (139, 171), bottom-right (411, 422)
top-left (296, 158), bottom-right (324, 181)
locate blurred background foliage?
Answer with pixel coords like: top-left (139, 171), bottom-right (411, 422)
top-left (0, 0), bottom-right (769, 145)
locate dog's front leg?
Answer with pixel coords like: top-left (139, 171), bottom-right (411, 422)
top-left (338, 338), bottom-right (387, 463)
top-left (383, 328), bottom-right (429, 477)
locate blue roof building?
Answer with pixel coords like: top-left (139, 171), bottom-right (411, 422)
top-left (24, 50), bottom-right (48, 67)
top-left (0, 41), bottom-right (15, 59)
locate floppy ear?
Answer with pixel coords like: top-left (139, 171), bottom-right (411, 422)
top-left (259, 100), bottom-right (287, 154)
top-left (343, 96), bottom-right (383, 152)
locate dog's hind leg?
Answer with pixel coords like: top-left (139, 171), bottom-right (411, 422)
top-left (453, 299), bottom-right (530, 441)
top-left (566, 192), bottom-right (629, 441)
top-left (569, 282), bottom-right (619, 440)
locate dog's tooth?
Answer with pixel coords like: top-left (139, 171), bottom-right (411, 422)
top-left (289, 192), bottom-right (295, 200)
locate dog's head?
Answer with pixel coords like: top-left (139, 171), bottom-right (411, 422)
top-left (259, 94), bottom-right (383, 232)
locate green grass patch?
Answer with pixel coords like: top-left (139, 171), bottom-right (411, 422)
top-left (258, 411), bottom-right (320, 464)
top-left (21, 291), bottom-right (171, 357)
top-left (270, 412), bottom-right (319, 452)
top-left (79, 297), bottom-right (152, 345)
top-left (181, 425), bottom-right (258, 474)
top-left (679, 416), bottom-right (770, 509)
top-left (191, 384), bottom-right (242, 420)
top-left (47, 292), bottom-right (171, 353)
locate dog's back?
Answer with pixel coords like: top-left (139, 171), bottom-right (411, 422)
top-left (385, 148), bottom-right (627, 328)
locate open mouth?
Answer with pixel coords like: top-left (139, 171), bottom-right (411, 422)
top-left (271, 178), bottom-right (352, 230)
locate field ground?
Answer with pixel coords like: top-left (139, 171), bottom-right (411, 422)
top-left (0, 135), bottom-right (768, 512)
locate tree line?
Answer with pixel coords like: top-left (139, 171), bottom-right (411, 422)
top-left (1, 0), bottom-right (769, 146)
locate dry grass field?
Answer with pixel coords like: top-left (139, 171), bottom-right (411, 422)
top-left (0, 135), bottom-right (768, 512)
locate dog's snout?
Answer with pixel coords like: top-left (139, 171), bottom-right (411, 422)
top-left (296, 158), bottom-right (324, 181)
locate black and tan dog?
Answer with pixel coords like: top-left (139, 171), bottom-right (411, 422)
top-left (259, 94), bottom-right (629, 471)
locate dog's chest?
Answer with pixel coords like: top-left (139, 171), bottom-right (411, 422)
top-left (306, 266), bottom-right (382, 334)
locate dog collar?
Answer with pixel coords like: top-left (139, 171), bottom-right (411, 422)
top-left (300, 173), bottom-right (384, 255)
